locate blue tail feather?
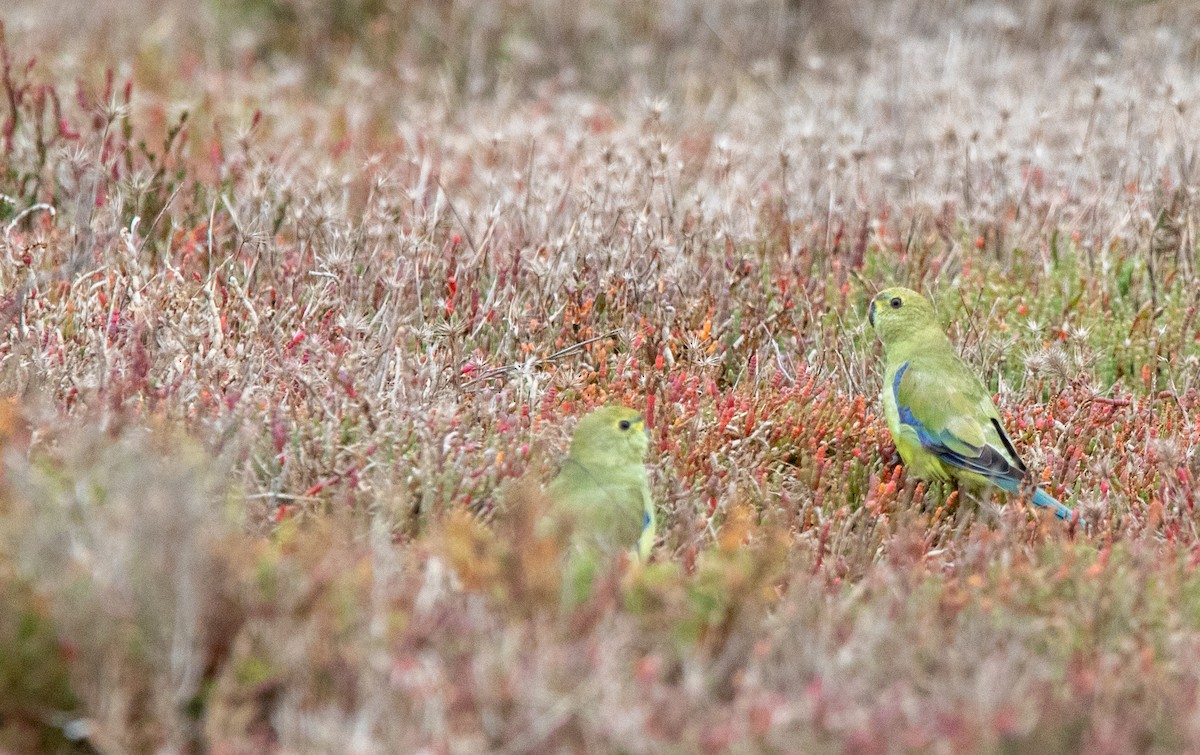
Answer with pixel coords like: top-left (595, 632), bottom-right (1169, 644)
top-left (1032, 486), bottom-right (1073, 520)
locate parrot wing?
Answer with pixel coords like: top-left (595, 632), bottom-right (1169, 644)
top-left (892, 355), bottom-right (1027, 490)
top-left (548, 458), bottom-right (651, 553)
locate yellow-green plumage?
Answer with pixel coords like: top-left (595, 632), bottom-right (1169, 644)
top-left (546, 405), bottom-right (657, 558)
top-left (868, 287), bottom-right (1072, 519)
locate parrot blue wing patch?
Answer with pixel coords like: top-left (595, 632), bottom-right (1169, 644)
top-left (893, 361), bottom-right (1022, 488)
top-left (642, 511), bottom-right (651, 530)
top-left (892, 362), bottom-right (925, 435)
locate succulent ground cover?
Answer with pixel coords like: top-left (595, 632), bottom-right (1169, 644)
top-left (3, 0), bottom-right (1200, 751)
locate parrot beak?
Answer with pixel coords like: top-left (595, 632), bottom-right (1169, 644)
top-left (868, 299), bottom-right (876, 328)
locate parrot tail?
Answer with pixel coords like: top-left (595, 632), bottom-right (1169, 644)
top-left (1032, 486), bottom-right (1073, 520)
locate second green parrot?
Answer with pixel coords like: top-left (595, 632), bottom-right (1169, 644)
top-left (546, 405), bottom-right (657, 558)
top-left (868, 286), bottom-right (1073, 520)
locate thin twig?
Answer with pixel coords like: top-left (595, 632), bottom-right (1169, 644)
top-left (759, 322), bottom-right (794, 383)
top-left (464, 329), bottom-right (620, 387)
top-left (4, 201), bottom-right (55, 241)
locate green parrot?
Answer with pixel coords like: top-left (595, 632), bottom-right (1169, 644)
top-left (546, 405), bottom-right (657, 559)
top-left (868, 287), bottom-right (1073, 519)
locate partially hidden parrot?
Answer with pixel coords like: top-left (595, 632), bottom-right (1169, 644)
top-left (546, 405), bottom-right (657, 558)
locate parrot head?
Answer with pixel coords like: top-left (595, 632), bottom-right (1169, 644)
top-left (567, 405), bottom-right (650, 467)
top-left (868, 286), bottom-right (940, 348)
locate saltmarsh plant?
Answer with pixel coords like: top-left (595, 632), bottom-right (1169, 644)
top-left (0, 26), bottom-right (192, 257)
top-left (0, 413), bottom-right (249, 752)
top-left (3, 0), bottom-right (1200, 749)
top-left (0, 567), bottom-right (80, 753)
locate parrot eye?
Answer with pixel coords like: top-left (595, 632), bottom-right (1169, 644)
top-left (618, 420), bottom-right (632, 430)
top-left (889, 296), bottom-right (902, 309)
